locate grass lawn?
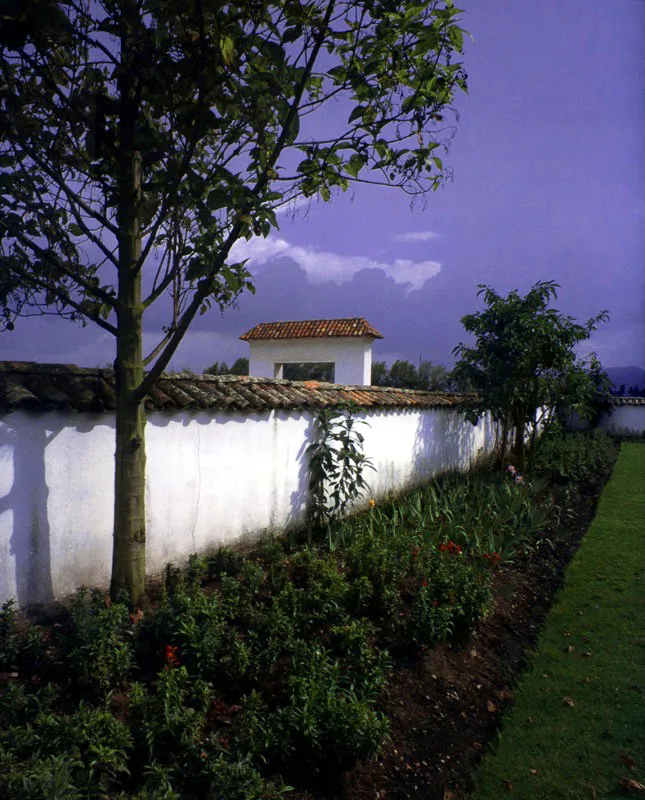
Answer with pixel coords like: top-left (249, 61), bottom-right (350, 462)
top-left (469, 442), bottom-right (645, 799)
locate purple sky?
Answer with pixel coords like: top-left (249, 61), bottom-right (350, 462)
top-left (2, 0), bottom-right (644, 372)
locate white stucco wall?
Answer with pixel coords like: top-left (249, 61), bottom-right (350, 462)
top-left (0, 405), bottom-right (496, 608)
top-left (596, 405), bottom-right (645, 434)
top-left (248, 337), bottom-right (373, 385)
top-left (568, 404), bottom-right (645, 435)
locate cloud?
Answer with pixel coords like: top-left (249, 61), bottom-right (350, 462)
top-left (231, 236), bottom-right (441, 291)
top-left (274, 195), bottom-right (313, 217)
top-left (394, 231), bottom-right (441, 243)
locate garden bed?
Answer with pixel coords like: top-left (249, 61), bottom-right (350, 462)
top-left (0, 432), bottom-right (618, 800)
top-left (322, 480), bottom-right (604, 800)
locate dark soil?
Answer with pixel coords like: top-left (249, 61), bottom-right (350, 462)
top-left (289, 481), bottom-right (605, 800)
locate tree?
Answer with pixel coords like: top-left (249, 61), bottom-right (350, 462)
top-left (418, 359), bottom-right (450, 390)
top-left (387, 359), bottom-right (422, 389)
top-left (371, 358), bottom-right (454, 390)
top-left (0, 0), bottom-right (468, 603)
top-left (370, 360), bottom-right (389, 387)
top-left (452, 281), bottom-right (609, 471)
top-left (204, 357), bottom-right (248, 376)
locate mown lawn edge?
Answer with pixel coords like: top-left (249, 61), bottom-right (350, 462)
top-left (469, 442), bottom-right (645, 800)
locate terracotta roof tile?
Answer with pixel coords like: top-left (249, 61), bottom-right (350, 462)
top-left (240, 317), bottom-right (384, 341)
top-left (4, 363), bottom-right (639, 415)
top-left (0, 362), bottom-right (480, 414)
top-left (611, 396), bottom-right (645, 405)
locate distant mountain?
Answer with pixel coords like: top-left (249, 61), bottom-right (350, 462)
top-left (604, 366), bottom-right (645, 392)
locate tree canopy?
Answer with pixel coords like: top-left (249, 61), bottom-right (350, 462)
top-left (371, 359), bottom-right (455, 391)
top-left (0, 0), bottom-right (469, 602)
top-left (204, 357), bottom-right (249, 376)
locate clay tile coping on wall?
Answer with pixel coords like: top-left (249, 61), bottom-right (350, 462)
top-left (239, 317), bottom-right (384, 341)
top-left (0, 361), bottom-right (479, 414)
top-left (611, 396), bottom-right (645, 405)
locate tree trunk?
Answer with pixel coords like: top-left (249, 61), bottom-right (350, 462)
top-left (111, 157), bottom-right (146, 603)
top-left (513, 418), bottom-right (525, 471)
top-left (111, 7), bottom-right (146, 604)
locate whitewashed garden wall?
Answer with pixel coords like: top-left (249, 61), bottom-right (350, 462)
top-left (0, 405), bottom-right (496, 608)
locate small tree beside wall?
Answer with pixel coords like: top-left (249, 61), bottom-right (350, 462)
top-left (452, 281), bottom-right (611, 472)
top-left (306, 405), bottom-right (374, 549)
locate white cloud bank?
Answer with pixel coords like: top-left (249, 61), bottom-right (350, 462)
top-left (394, 230), bottom-right (441, 242)
top-left (231, 236), bottom-right (441, 291)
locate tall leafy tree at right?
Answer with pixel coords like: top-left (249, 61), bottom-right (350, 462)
top-left (452, 281), bottom-right (612, 470)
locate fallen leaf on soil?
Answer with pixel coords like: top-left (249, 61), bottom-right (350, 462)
top-left (563, 631), bottom-right (571, 637)
top-left (486, 700), bottom-right (497, 713)
top-left (583, 652), bottom-right (593, 658)
top-left (503, 779), bottom-right (513, 791)
top-left (566, 645), bottom-right (576, 653)
top-left (620, 754), bottom-right (637, 770)
top-left (618, 777), bottom-right (645, 792)
top-left (529, 768), bottom-right (539, 775)
top-left (563, 697), bottom-right (575, 707)
top-left (443, 790), bottom-right (456, 800)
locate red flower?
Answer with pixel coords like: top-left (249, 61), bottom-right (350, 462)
top-left (164, 644), bottom-right (180, 668)
top-left (211, 698), bottom-right (228, 716)
top-left (412, 547), bottom-right (419, 561)
top-left (129, 608), bottom-right (144, 625)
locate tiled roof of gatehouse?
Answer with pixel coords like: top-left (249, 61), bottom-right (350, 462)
top-left (0, 361), bottom-right (472, 414)
top-left (240, 317), bottom-right (384, 341)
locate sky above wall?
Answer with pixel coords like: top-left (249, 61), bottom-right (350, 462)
top-left (2, 0), bottom-right (644, 373)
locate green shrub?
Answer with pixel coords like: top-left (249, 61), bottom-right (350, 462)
top-left (533, 429), bottom-right (616, 487)
top-left (142, 579), bottom-right (252, 690)
top-left (237, 644), bottom-right (389, 773)
top-left (65, 589), bottom-right (135, 694)
top-left (0, 600), bottom-right (45, 676)
top-left (0, 697), bottom-right (132, 799)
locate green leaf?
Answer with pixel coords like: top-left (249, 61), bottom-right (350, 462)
top-left (283, 26), bottom-right (301, 44)
top-left (206, 190), bottom-right (229, 211)
top-left (69, 223), bottom-right (84, 236)
top-left (220, 36), bottom-right (235, 67)
top-left (346, 153), bottom-right (367, 178)
top-left (285, 113), bottom-right (300, 146)
top-left (348, 105), bottom-right (366, 124)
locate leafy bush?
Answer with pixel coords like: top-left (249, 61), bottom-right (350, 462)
top-left (237, 644), bottom-right (389, 773)
top-left (533, 429), bottom-right (617, 487)
top-left (65, 589), bottom-right (135, 694)
top-left (141, 574), bottom-right (252, 691)
top-left (0, 600), bottom-right (45, 675)
top-left (0, 692), bottom-right (132, 800)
